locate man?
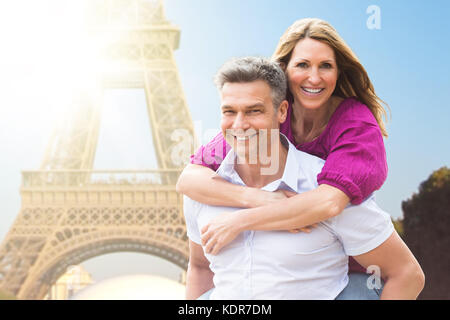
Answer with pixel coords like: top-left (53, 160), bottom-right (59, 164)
top-left (183, 57), bottom-right (424, 299)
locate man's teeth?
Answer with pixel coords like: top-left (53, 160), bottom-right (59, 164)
top-left (302, 87), bottom-right (324, 94)
top-left (235, 134), bottom-right (256, 141)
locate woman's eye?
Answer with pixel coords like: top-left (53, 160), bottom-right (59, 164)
top-left (321, 63), bottom-right (332, 69)
top-left (297, 62), bottom-right (308, 68)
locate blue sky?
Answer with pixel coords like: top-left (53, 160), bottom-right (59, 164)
top-left (0, 0), bottom-right (448, 283)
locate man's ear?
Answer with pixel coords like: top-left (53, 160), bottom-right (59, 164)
top-left (277, 100), bottom-right (289, 124)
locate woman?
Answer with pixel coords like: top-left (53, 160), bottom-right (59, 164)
top-left (177, 18), bottom-right (394, 299)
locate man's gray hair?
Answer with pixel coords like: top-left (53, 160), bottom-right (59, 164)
top-left (214, 57), bottom-right (287, 109)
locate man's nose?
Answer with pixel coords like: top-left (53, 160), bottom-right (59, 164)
top-left (232, 112), bottom-right (249, 130)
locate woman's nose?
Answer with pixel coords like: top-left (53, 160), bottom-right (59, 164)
top-left (308, 67), bottom-right (321, 85)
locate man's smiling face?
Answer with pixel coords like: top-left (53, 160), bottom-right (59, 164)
top-left (220, 80), bottom-right (285, 163)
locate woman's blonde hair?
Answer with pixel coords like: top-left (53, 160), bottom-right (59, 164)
top-left (272, 18), bottom-right (389, 137)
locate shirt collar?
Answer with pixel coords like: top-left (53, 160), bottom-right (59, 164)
top-left (216, 133), bottom-right (300, 192)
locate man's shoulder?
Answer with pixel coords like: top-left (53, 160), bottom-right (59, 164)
top-left (339, 194), bottom-right (392, 222)
top-left (278, 140), bottom-right (326, 193)
top-left (183, 195), bottom-right (236, 214)
top-left (183, 195), bottom-right (204, 215)
top-left (289, 144), bottom-right (325, 178)
top-left (293, 148), bottom-right (325, 165)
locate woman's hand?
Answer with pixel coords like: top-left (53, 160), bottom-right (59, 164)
top-left (200, 190), bottom-right (292, 255)
top-left (288, 224), bottom-right (319, 234)
top-left (201, 211), bottom-right (242, 255)
top-left (201, 189), bottom-right (317, 255)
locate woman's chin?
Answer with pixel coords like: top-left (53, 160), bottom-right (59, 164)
top-left (299, 101), bottom-right (326, 110)
top-left (294, 94), bottom-right (331, 110)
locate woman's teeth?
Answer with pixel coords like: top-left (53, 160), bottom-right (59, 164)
top-left (302, 87), bottom-right (324, 94)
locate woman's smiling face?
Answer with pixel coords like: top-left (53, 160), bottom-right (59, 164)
top-left (285, 37), bottom-right (339, 110)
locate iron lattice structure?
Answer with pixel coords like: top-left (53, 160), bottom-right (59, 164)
top-left (0, 0), bottom-right (195, 299)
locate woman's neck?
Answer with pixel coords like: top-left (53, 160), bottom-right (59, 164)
top-left (291, 96), bottom-right (342, 144)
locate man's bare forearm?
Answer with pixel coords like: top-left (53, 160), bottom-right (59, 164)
top-left (379, 272), bottom-right (425, 300)
top-left (186, 264), bottom-right (214, 300)
top-left (353, 232), bottom-right (425, 300)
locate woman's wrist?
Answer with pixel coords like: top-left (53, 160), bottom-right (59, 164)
top-left (240, 187), bottom-right (263, 208)
top-left (241, 188), bottom-right (286, 208)
top-left (233, 208), bottom-right (253, 233)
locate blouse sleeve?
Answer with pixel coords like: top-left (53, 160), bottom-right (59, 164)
top-left (190, 132), bottom-right (231, 172)
top-left (317, 101), bottom-right (388, 205)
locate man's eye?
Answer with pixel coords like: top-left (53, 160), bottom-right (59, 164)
top-left (223, 110), bottom-right (235, 114)
top-left (248, 110), bottom-right (261, 114)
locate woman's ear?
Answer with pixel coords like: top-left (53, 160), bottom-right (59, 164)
top-left (277, 100), bottom-right (289, 124)
top-left (279, 62), bottom-right (286, 72)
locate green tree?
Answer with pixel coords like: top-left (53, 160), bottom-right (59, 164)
top-left (402, 166), bottom-right (450, 299)
top-left (392, 218), bottom-right (403, 237)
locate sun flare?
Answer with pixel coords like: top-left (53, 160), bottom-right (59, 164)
top-left (0, 1), bottom-right (104, 133)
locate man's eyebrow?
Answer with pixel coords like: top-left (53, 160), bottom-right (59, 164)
top-left (246, 103), bottom-right (265, 109)
top-left (221, 103), bottom-right (265, 109)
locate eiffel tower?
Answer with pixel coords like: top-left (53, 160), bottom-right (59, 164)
top-left (0, 0), bottom-right (195, 300)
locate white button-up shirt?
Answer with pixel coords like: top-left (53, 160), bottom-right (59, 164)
top-left (184, 135), bottom-right (394, 299)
